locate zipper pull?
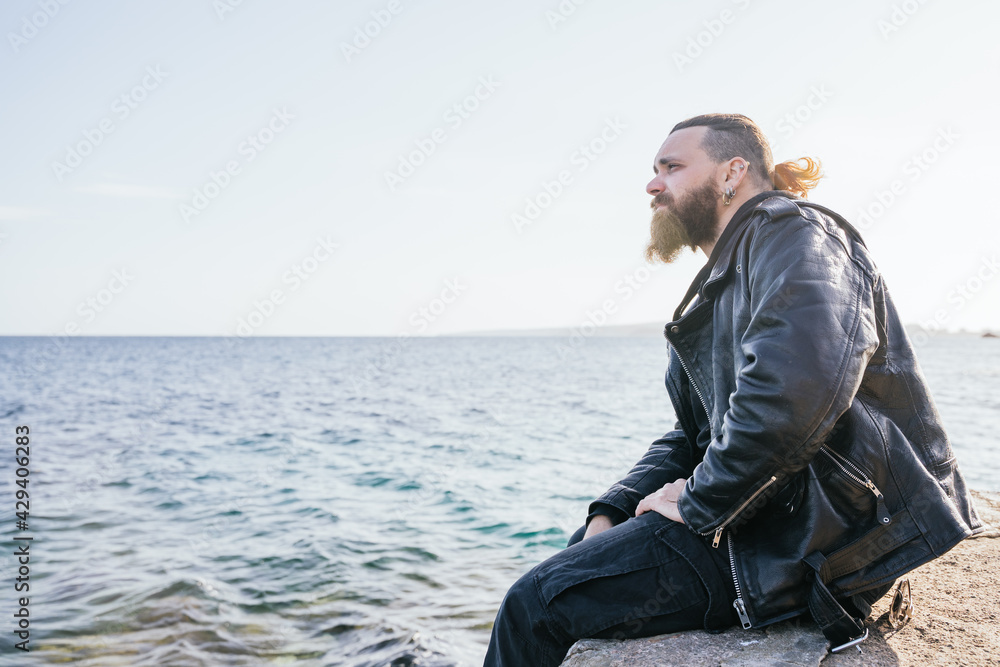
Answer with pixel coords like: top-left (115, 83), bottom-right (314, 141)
top-left (865, 480), bottom-right (892, 525)
top-left (733, 598), bottom-right (752, 629)
top-left (713, 527), bottom-right (723, 549)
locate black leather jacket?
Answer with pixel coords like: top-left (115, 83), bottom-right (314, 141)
top-left (591, 191), bottom-right (983, 627)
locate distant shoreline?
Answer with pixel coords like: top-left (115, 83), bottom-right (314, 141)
top-left (0, 324), bottom-right (996, 338)
top-left (455, 322), bottom-right (999, 338)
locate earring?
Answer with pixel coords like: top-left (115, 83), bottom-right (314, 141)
top-left (723, 186), bottom-right (736, 206)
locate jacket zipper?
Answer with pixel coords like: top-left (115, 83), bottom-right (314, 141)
top-left (668, 328), bottom-right (774, 620)
top-left (671, 344), bottom-right (709, 421)
top-left (727, 532), bottom-right (753, 629)
top-left (710, 475), bottom-right (777, 548)
top-left (672, 340), bottom-right (773, 548)
top-left (819, 446), bottom-right (891, 525)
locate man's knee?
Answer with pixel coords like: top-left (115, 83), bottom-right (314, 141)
top-left (498, 569), bottom-right (542, 623)
top-left (494, 568), bottom-right (566, 652)
top-left (489, 565), bottom-right (576, 665)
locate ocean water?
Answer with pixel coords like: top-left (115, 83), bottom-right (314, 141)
top-left (0, 335), bottom-right (997, 666)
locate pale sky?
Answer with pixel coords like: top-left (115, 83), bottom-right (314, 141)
top-left (2, 0), bottom-right (998, 337)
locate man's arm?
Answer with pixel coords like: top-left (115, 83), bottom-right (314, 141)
top-left (583, 425), bottom-right (695, 538)
top-left (676, 214), bottom-right (880, 536)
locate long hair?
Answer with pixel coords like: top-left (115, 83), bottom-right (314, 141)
top-left (671, 113), bottom-right (823, 198)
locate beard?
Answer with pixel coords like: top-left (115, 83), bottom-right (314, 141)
top-left (645, 177), bottom-right (720, 263)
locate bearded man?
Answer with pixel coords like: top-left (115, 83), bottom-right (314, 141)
top-left (483, 113), bottom-right (983, 666)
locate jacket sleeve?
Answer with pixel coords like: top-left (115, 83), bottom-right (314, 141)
top-left (589, 424), bottom-right (696, 520)
top-left (676, 213), bottom-right (880, 536)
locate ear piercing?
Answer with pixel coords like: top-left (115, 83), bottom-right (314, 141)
top-left (723, 186), bottom-right (736, 206)
top-left (724, 161), bottom-right (749, 205)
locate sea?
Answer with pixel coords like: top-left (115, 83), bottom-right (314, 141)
top-left (0, 334), bottom-right (997, 666)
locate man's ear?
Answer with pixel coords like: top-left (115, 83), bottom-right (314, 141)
top-left (723, 158), bottom-right (751, 188)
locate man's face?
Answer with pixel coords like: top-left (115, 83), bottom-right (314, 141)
top-left (645, 127), bottom-right (722, 263)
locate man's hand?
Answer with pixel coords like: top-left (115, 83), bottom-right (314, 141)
top-left (582, 514), bottom-right (614, 540)
top-left (635, 478), bottom-right (687, 524)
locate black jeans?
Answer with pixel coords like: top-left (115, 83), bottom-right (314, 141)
top-left (484, 512), bottom-right (738, 667)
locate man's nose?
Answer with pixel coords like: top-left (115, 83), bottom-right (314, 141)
top-left (646, 177), bottom-right (663, 196)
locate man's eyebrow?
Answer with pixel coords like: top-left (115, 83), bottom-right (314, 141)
top-left (653, 155), bottom-right (681, 173)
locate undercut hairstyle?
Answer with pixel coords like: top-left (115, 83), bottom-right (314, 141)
top-left (671, 113), bottom-right (822, 198)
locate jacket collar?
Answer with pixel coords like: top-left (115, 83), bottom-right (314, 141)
top-left (671, 190), bottom-right (797, 321)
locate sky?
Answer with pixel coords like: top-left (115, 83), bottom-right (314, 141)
top-left (1, 0), bottom-right (998, 337)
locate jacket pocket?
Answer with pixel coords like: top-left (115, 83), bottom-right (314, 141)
top-left (818, 446), bottom-right (891, 526)
top-left (534, 514), bottom-right (674, 606)
top-left (770, 470), bottom-right (807, 519)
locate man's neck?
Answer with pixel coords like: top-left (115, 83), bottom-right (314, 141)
top-left (697, 188), bottom-right (769, 257)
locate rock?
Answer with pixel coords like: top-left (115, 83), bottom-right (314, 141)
top-left (563, 622), bottom-right (829, 666)
top-left (561, 491), bottom-right (1000, 667)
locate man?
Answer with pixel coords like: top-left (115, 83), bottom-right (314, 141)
top-left (484, 114), bottom-right (983, 666)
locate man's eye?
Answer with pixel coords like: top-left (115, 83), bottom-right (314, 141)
top-left (667, 164), bottom-right (680, 171)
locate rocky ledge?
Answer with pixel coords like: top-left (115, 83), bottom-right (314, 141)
top-left (561, 490), bottom-right (1000, 667)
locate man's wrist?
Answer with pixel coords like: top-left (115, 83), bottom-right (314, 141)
top-left (583, 513), bottom-right (614, 539)
top-left (587, 503), bottom-right (629, 527)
